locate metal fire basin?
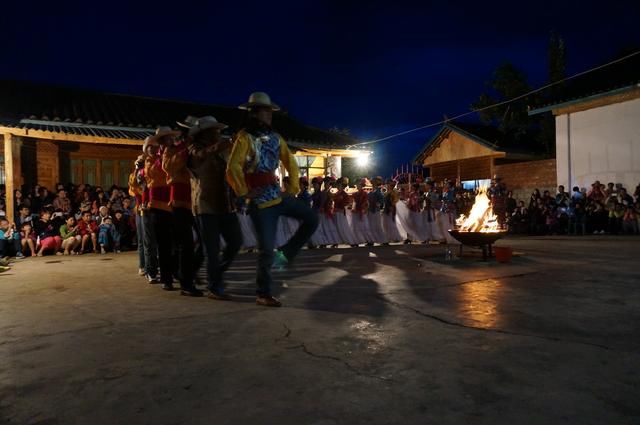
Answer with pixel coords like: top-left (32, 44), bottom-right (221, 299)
top-left (447, 230), bottom-right (508, 260)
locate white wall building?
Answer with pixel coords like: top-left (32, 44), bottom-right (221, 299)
top-left (530, 84), bottom-right (640, 191)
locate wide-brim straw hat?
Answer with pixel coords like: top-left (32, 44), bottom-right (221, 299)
top-left (177, 115), bottom-right (199, 129)
top-left (148, 126), bottom-right (181, 144)
top-left (238, 92), bottom-right (280, 111)
top-left (189, 116), bottom-right (228, 136)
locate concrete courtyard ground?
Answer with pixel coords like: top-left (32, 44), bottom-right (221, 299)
top-left (1, 236), bottom-right (639, 425)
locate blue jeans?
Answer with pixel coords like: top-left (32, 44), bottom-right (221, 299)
top-left (196, 213), bottom-right (242, 294)
top-left (249, 196), bottom-right (318, 296)
top-left (135, 213), bottom-right (145, 269)
top-left (98, 225), bottom-right (120, 250)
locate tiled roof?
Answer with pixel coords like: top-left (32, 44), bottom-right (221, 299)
top-left (528, 52), bottom-right (640, 113)
top-left (0, 80), bottom-right (358, 148)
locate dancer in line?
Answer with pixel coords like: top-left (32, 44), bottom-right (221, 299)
top-left (188, 116), bottom-right (242, 300)
top-left (226, 92), bottom-right (318, 307)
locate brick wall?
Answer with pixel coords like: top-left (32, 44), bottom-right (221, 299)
top-left (495, 159), bottom-right (557, 202)
top-left (36, 140), bottom-right (60, 190)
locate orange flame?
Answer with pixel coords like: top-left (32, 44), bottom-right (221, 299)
top-left (455, 186), bottom-right (501, 233)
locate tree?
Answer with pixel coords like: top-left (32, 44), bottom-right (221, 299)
top-left (537, 31), bottom-right (567, 155)
top-left (472, 62), bottom-right (532, 139)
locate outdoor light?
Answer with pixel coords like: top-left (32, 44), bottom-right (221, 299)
top-left (356, 151), bottom-right (370, 168)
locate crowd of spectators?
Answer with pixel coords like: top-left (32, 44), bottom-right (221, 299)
top-left (506, 181), bottom-right (640, 236)
top-left (0, 183), bottom-right (136, 258)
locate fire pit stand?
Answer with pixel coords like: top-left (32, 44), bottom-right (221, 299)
top-left (447, 230), bottom-right (507, 261)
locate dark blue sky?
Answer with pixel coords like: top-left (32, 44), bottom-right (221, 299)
top-left (2, 0), bottom-right (639, 176)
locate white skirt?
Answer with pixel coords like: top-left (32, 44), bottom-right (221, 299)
top-left (435, 211), bottom-right (459, 244)
top-left (422, 209), bottom-right (437, 242)
top-left (395, 202), bottom-right (424, 241)
top-left (310, 210), bottom-right (327, 245)
top-left (368, 211), bottom-right (387, 244)
top-left (382, 212), bottom-right (404, 242)
top-left (352, 211), bottom-right (374, 244)
top-left (275, 216), bottom-right (289, 248)
top-left (237, 212), bottom-right (257, 249)
top-left (319, 214), bottom-right (341, 246)
top-left (334, 210), bottom-right (360, 245)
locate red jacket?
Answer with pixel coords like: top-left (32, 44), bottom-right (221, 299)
top-left (77, 220), bottom-right (98, 236)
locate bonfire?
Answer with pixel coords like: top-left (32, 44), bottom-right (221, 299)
top-left (455, 186), bottom-right (501, 233)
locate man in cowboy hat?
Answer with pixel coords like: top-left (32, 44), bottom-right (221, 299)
top-left (162, 125), bottom-right (203, 297)
top-left (145, 126), bottom-right (184, 292)
top-left (227, 92), bottom-right (318, 307)
top-left (187, 116), bottom-right (242, 300)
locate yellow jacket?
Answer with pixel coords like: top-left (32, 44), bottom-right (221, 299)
top-left (144, 155), bottom-right (171, 212)
top-left (162, 144), bottom-right (192, 210)
top-left (226, 129), bottom-right (299, 209)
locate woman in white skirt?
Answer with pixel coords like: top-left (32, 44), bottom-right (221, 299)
top-left (352, 178), bottom-right (374, 245)
top-left (333, 177), bottom-right (360, 247)
top-left (367, 176), bottom-right (387, 245)
top-left (320, 177), bottom-right (341, 247)
top-left (382, 179), bottom-right (405, 243)
top-left (309, 177), bottom-right (327, 246)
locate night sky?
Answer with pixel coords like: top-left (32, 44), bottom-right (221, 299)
top-left (2, 1), bottom-right (639, 177)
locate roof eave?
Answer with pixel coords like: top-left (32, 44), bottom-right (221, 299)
top-left (528, 83), bottom-right (640, 116)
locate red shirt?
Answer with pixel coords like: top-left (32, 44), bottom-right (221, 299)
top-left (77, 220), bottom-right (98, 236)
top-left (333, 190), bottom-right (352, 211)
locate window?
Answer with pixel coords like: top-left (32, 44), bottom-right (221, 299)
top-left (462, 179), bottom-right (491, 190)
top-left (295, 155), bottom-right (325, 179)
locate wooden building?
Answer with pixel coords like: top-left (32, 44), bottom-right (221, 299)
top-left (413, 122), bottom-right (556, 200)
top-left (0, 80), bottom-right (362, 220)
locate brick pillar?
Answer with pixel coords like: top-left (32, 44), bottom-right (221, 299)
top-left (36, 140), bottom-right (60, 191)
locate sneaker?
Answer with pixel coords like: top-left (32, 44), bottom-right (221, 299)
top-left (146, 274), bottom-right (160, 284)
top-left (180, 287), bottom-right (204, 297)
top-left (208, 291), bottom-right (232, 301)
top-left (273, 250), bottom-right (289, 270)
top-left (138, 268), bottom-right (146, 276)
top-left (15, 253), bottom-right (25, 259)
top-left (161, 283), bottom-right (175, 291)
top-left (100, 246), bottom-right (107, 255)
top-left (256, 295), bottom-right (282, 307)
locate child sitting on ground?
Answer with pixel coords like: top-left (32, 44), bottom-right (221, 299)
top-left (98, 216), bottom-right (120, 254)
top-left (0, 218), bottom-right (24, 258)
top-left (20, 222), bottom-right (36, 256)
top-left (34, 210), bottom-right (62, 256)
top-left (77, 211), bottom-right (99, 253)
top-left (59, 216), bottom-right (82, 255)
top-left (112, 210), bottom-right (133, 250)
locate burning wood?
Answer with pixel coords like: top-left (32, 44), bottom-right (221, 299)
top-left (455, 187), bottom-right (501, 233)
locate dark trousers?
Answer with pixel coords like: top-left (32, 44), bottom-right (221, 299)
top-left (0, 238), bottom-right (21, 257)
top-left (150, 208), bottom-right (174, 285)
top-left (249, 196), bottom-right (319, 296)
top-left (172, 207), bottom-right (195, 289)
top-left (135, 213), bottom-right (146, 269)
top-left (142, 211), bottom-right (158, 277)
top-left (196, 213), bottom-right (242, 294)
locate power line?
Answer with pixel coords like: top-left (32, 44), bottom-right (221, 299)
top-left (350, 50), bottom-right (640, 148)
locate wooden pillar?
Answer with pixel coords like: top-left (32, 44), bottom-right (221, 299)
top-left (489, 156), bottom-right (495, 180)
top-left (3, 133), bottom-right (15, 222)
top-left (96, 160), bottom-right (102, 188)
top-left (456, 160), bottom-right (461, 186)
